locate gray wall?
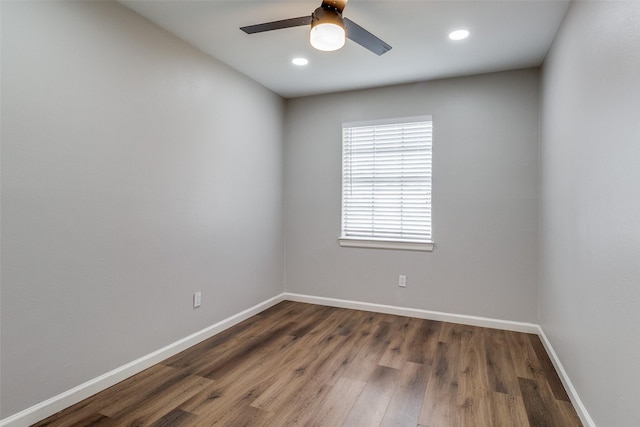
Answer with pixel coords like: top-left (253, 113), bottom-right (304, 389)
top-left (539, 1), bottom-right (640, 426)
top-left (284, 69), bottom-right (540, 322)
top-left (0, 1), bottom-right (284, 417)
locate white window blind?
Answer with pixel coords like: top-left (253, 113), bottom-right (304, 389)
top-left (340, 116), bottom-right (433, 251)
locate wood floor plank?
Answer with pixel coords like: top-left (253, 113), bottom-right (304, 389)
top-left (557, 399), bottom-right (584, 426)
top-left (518, 377), bottom-right (558, 427)
top-left (457, 396), bottom-right (492, 427)
top-left (149, 408), bottom-right (197, 427)
top-left (407, 318), bottom-right (442, 365)
top-left (431, 340), bottom-right (460, 396)
top-left (417, 341), bottom-right (460, 426)
top-left (305, 332), bottom-right (368, 388)
top-left (246, 308), bottom-right (354, 413)
top-left (318, 310), bottom-right (383, 386)
top-left (335, 308), bottom-right (364, 336)
top-left (162, 314), bottom-right (265, 369)
top-left (379, 316), bottom-right (421, 369)
top-left (194, 321), bottom-right (296, 380)
top-left (249, 333), bottom-right (346, 411)
top-left (197, 404), bottom-right (273, 427)
top-left (418, 390), bottom-right (459, 427)
top-left (519, 377), bottom-right (581, 427)
top-left (164, 313), bottom-right (294, 379)
top-left (457, 323), bottom-right (490, 399)
top-left (32, 364), bottom-right (176, 427)
top-left (485, 328), bottom-right (521, 396)
top-left (438, 321), bottom-right (457, 342)
top-left (307, 376), bottom-right (366, 427)
top-left (487, 392), bottom-right (531, 427)
top-left (258, 300), bottom-right (314, 323)
top-left (342, 365), bottom-right (399, 426)
top-left (528, 334), bottom-right (572, 401)
top-left (506, 331), bottom-right (545, 380)
top-left (69, 413), bottom-right (118, 427)
top-left (261, 376), bottom-right (333, 426)
top-left (288, 305), bottom-right (335, 338)
top-left (97, 367), bottom-right (186, 417)
top-left (340, 319), bottom-right (394, 382)
top-left (178, 334), bottom-right (297, 416)
top-left (100, 374), bottom-right (212, 425)
top-left (379, 361), bottom-right (430, 427)
top-left (34, 302), bottom-right (580, 427)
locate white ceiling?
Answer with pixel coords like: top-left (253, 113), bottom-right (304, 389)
top-left (120, 0), bottom-right (570, 99)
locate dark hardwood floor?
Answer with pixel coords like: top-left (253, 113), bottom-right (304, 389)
top-left (33, 301), bottom-right (582, 426)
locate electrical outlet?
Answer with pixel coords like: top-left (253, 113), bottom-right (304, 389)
top-left (398, 275), bottom-right (406, 288)
top-left (193, 291), bottom-right (201, 308)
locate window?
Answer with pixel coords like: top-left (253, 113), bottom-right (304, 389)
top-left (340, 116), bottom-right (434, 251)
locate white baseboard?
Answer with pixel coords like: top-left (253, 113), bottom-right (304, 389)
top-left (2, 292), bottom-right (595, 427)
top-left (0, 293), bottom-right (287, 427)
top-left (284, 292), bottom-right (540, 333)
top-left (536, 327), bottom-right (596, 427)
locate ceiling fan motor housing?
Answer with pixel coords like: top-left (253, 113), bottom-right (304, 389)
top-left (310, 6), bottom-right (346, 51)
top-left (311, 7), bottom-right (345, 30)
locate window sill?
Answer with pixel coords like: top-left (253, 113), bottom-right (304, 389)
top-left (338, 238), bottom-right (435, 252)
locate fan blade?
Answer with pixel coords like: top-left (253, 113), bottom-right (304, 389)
top-left (344, 18), bottom-right (392, 56)
top-left (321, 0), bottom-right (348, 13)
top-left (240, 16), bottom-right (312, 34)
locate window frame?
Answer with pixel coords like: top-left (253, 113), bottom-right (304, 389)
top-left (339, 116), bottom-right (434, 252)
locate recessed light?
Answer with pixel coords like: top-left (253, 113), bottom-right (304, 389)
top-left (449, 29), bottom-right (470, 41)
top-left (292, 57), bottom-right (309, 66)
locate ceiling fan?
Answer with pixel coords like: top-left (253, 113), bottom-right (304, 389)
top-left (240, 0), bottom-right (392, 55)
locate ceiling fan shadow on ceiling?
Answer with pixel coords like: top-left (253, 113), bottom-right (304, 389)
top-left (240, 0), bottom-right (392, 56)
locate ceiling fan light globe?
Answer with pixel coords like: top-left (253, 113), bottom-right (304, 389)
top-left (310, 23), bottom-right (346, 51)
